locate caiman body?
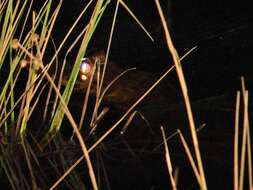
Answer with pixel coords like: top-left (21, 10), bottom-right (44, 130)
top-left (62, 51), bottom-right (177, 114)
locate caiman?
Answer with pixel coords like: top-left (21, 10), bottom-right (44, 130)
top-left (62, 50), bottom-right (178, 116)
top-left (60, 50), bottom-right (233, 137)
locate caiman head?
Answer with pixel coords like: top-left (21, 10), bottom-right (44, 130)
top-left (62, 50), bottom-right (139, 105)
top-left (62, 50), bottom-right (107, 91)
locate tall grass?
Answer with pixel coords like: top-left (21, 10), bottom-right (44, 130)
top-left (0, 0), bottom-right (252, 190)
top-left (154, 0), bottom-right (207, 189)
top-left (0, 0), bottom-right (107, 189)
top-left (0, 0), bottom-right (155, 189)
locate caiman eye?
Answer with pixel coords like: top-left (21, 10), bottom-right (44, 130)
top-left (80, 58), bottom-right (91, 81)
top-left (80, 58), bottom-right (91, 74)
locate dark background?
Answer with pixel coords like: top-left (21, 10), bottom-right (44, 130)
top-left (52, 0), bottom-right (253, 96)
top-left (49, 0), bottom-right (253, 189)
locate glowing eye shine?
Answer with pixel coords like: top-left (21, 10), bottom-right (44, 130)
top-left (80, 58), bottom-right (91, 75)
top-left (80, 74), bottom-right (88, 81)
